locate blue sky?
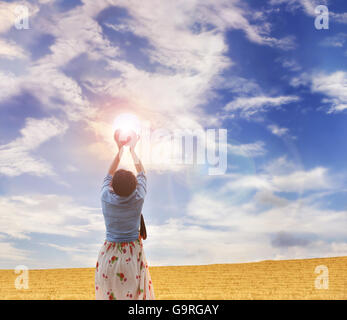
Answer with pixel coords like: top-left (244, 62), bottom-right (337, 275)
top-left (0, 0), bottom-right (346, 269)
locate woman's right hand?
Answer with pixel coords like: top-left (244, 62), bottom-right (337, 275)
top-left (114, 130), bottom-right (130, 150)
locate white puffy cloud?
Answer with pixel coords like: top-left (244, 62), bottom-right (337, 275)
top-left (228, 141), bottom-right (267, 157)
top-left (0, 71), bottom-right (19, 101)
top-left (0, 192), bottom-right (104, 268)
top-left (262, 155), bottom-right (298, 175)
top-left (0, 117), bottom-right (68, 177)
top-left (311, 71), bottom-right (347, 113)
top-left (0, 67), bottom-right (95, 122)
top-left (272, 167), bottom-right (331, 192)
top-left (0, 39), bottom-right (26, 60)
top-left (0, 2), bottom-right (19, 34)
top-left (275, 57), bottom-right (302, 72)
top-left (146, 218), bottom-right (276, 265)
top-left (145, 186), bottom-right (347, 265)
top-left (0, 241), bottom-right (32, 263)
top-left (0, 193), bottom-right (103, 240)
top-left (292, 71), bottom-right (347, 113)
top-left (34, 2), bottom-right (119, 67)
top-left (254, 190), bottom-right (289, 207)
top-left (267, 124), bottom-right (289, 137)
top-left (224, 95), bottom-right (300, 118)
top-left (224, 166), bottom-right (332, 193)
top-left (330, 12), bottom-right (347, 24)
top-left (214, 75), bottom-right (262, 96)
top-left (43, 242), bottom-right (102, 267)
top-left (165, 157), bottom-right (346, 264)
top-left (320, 33), bottom-right (347, 48)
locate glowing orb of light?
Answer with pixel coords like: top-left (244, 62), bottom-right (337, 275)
top-left (113, 113), bottom-right (140, 147)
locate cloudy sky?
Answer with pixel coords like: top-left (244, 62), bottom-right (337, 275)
top-left (0, 0), bottom-right (346, 269)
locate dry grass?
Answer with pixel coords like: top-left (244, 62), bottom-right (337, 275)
top-left (1, 256), bottom-right (346, 300)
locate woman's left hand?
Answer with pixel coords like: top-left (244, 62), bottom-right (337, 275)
top-left (114, 130), bottom-right (130, 150)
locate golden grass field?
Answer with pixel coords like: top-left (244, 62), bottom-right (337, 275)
top-left (0, 256), bottom-right (346, 300)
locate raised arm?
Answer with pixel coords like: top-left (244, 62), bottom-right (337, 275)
top-left (130, 136), bottom-right (145, 173)
top-left (108, 130), bottom-right (130, 176)
top-left (107, 147), bottom-right (124, 176)
top-left (129, 135), bottom-right (146, 198)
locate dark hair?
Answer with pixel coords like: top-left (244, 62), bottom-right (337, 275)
top-left (112, 169), bottom-right (137, 197)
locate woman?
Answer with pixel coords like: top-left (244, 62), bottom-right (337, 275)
top-left (95, 131), bottom-right (155, 300)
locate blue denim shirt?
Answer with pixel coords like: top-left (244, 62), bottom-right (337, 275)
top-left (101, 171), bottom-right (146, 242)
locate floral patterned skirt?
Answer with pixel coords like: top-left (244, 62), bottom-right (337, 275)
top-left (95, 238), bottom-right (155, 300)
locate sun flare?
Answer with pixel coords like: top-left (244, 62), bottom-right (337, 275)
top-left (113, 113), bottom-right (141, 134)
